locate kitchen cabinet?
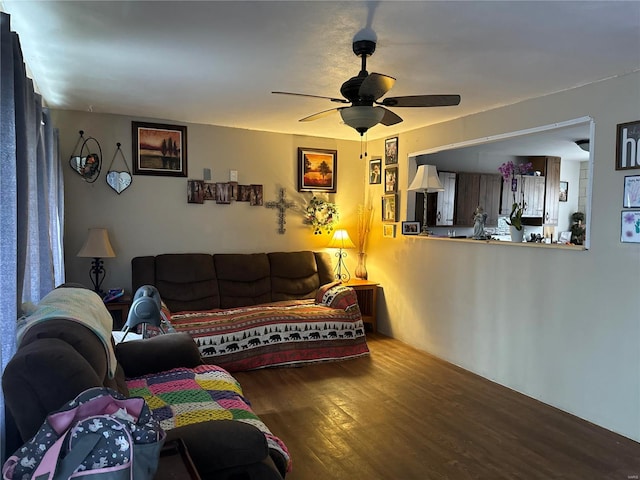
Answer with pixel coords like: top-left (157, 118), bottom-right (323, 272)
top-left (454, 173), bottom-right (501, 226)
top-left (527, 156), bottom-right (561, 225)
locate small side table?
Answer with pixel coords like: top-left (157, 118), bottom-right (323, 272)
top-left (104, 295), bottom-right (132, 330)
top-left (343, 279), bottom-right (379, 333)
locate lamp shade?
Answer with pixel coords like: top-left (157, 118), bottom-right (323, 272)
top-left (340, 106), bottom-right (385, 135)
top-left (77, 228), bottom-right (116, 258)
top-left (408, 165), bottom-right (444, 193)
top-left (327, 229), bottom-right (356, 249)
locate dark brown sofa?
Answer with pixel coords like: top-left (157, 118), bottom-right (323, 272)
top-left (130, 251), bottom-right (369, 371)
top-left (2, 319), bottom-right (287, 479)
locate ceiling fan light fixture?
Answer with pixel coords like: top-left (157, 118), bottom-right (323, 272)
top-left (340, 106), bottom-right (385, 135)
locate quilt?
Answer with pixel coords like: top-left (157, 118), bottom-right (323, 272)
top-left (165, 287), bottom-right (369, 371)
top-left (126, 364), bottom-right (291, 472)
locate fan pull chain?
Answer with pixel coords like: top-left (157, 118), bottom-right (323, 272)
top-left (359, 133), bottom-right (369, 159)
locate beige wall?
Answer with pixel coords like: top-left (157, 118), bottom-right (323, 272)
top-left (53, 110), bottom-right (366, 292)
top-left (364, 71), bottom-right (640, 441)
top-left (55, 71), bottom-right (640, 442)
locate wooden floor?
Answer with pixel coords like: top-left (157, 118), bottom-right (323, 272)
top-left (233, 333), bottom-right (640, 480)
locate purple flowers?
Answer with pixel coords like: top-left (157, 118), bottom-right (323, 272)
top-left (498, 161), bottom-right (533, 181)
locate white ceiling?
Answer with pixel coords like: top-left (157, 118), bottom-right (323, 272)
top-left (2, 1), bottom-right (639, 141)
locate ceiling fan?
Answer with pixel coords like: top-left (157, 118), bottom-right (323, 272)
top-left (273, 39), bottom-right (461, 136)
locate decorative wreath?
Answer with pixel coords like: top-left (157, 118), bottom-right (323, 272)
top-left (305, 196), bottom-right (339, 235)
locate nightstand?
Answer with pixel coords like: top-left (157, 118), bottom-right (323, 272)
top-left (104, 295), bottom-right (131, 330)
top-left (343, 279), bottom-right (379, 333)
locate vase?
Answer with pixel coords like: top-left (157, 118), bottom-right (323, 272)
top-left (354, 252), bottom-right (368, 280)
top-left (510, 225), bottom-right (524, 243)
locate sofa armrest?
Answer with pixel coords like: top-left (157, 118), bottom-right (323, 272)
top-left (115, 333), bottom-right (202, 378)
top-left (166, 421), bottom-right (284, 479)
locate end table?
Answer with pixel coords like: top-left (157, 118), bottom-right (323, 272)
top-left (104, 295), bottom-right (132, 330)
top-left (343, 279), bottom-right (379, 333)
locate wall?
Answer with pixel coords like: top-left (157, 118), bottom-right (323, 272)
top-left (53, 110), bottom-right (365, 292)
top-left (364, 71), bottom-right (640, 441)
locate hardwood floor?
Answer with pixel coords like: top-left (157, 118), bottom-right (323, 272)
top-left (233, 333), bottom-right (640, 480)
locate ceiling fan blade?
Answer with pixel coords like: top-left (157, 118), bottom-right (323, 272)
top-left (380, 94), bottom-right (461, 108)
top-left (299, 108), bottom-right (341, 122)
top-left (272, 91), bottom-right (348, 104)
top-left (378, 107), bottom-right (403, 126)
top-left (359, 73), bottom-right (396, 100)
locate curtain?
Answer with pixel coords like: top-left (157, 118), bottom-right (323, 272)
top-left (0, 12), bottom-right (64, 462)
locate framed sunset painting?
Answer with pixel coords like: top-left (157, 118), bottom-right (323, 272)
top-left (297, 148), bottom-right (337, 193)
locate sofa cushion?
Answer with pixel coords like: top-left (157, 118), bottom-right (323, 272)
top-left (269, 251), bottom-right (323, 301)
top-left (154, 254), bottom-right (220, 312)
top-left (214, 253), bottom-right (272, 308)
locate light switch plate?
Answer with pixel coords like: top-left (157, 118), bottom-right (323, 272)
top-left (203, 168), bottom-right (211, 181)
top-left (230, 170), bottom-right (238, 181)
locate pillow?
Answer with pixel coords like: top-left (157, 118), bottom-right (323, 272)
top-left (314, 281), bottom-right (341, 304)
top-left (317, 284), bottom-right (359, 311)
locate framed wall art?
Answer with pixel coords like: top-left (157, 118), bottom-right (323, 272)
top-left (369, 157), bottom-right (382, 184)
top-left (616, 120), bottom-right (640, 170)
top-left (132, 121), bottom-right (187, 177)
top-left (385, 136), bottom-right (398, 165)
top-left (385, 166), bottom-right (398, 193)
top-left (298, 148), bottom-right (337, 192)
top-left (559, 181), bottom-right (568, 202)
top-left (623, 175), bottom-right (640, 208)
top-left (382, 194), bottom-right (398, 222)
top-left (383, 224), bottom-right (396, 238)
top-left (621, 211), bottom-right (640, 243)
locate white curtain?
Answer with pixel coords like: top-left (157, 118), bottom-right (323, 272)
top-left (0, 12), bottom-right (64, 462)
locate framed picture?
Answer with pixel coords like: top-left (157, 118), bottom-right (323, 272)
top-left (383, 224), bottom-right (396, 238)
top-left (559, 181), bottom-right (568, 202)
top-left (385, 137), bottom-right (398, 165)
top-left (132, 121), bottom-right (187, 177)
top-left (402, 221), bottom-right (420, 235)
top-left (369, 157), bottom-right (382, 184)
top-left (621, 211), bottom-right (640, 243)
top-left (187, 180), bottom-right (204, 204)
top-left (558, 231), bottom-right (572, 244)
top-left (382, 194), bottom-right (398, 222)
top-left (616, 120), bottom-right (640, 170)
top-left (623, 175), bottom-right (640, 207)
top-left (385, 166), bottom-right (398, 193)
top-left (298, 148), bottom-right (337, 192)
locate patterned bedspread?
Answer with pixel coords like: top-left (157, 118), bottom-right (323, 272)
top-left (167, 294), bottom-right (369, 371)
top-left (127, 364), bottom-right (291, 472)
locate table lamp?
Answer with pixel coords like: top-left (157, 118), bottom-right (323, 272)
top-left (77, 227), bottom-right (116, 295)
top-left (408, 165), bottom-right (444, 236)
top-left (327, 229), bottom-right (356, 281)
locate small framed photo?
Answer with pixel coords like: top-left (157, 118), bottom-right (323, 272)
top-left (402, 221), bottom-right (420, 235)
top-left (383, 224), bottom-right (396, 238)
top-left (298, 148), bottom-right (337, 192)
top-left (558, 231), bottom-right (572, 244)
top-left (132, 121), bottom-right (187, 177)
top-left (623, 175), bottom-right (640, 207)
top-left (382, 194), bottom-right (398, 222)
top-left (621, 211), bottom-right (640, 243)
top-left (385, 137), bottom-right (398, 165)
top-left (616, 120), bottom-right (640, 170)
top-left (385, 166), bottom-right (398, 193)
top-left (369, 157), bottom-right (382, 184)
top-left (559, 181), bottom-right (568, 202)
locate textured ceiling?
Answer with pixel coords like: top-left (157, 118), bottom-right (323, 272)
top-left (2, 1), bottom-right (639, 141)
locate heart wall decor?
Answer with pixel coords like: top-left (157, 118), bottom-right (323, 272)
top-left (106, 142), bottom-right (133, 194)
top-left (106, 171), bottom-right (132, 194)
top-left (68, 130), bottom-right (102, 183)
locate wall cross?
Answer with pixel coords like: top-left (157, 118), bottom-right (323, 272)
top-left (266, 188), bottom-right (295, 234)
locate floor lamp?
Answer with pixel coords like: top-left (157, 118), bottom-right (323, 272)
top-left (327, 229), bottom-right (356, 281)
top-left (408, 165), bottom-right (444, 236)
top-left (77, 227), bottom-right (116, 296)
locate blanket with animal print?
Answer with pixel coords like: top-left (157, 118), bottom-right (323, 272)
top-left (166, 297), bottom-right (369, 371)
top-left (126, 364), bottom-right (291, 472)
